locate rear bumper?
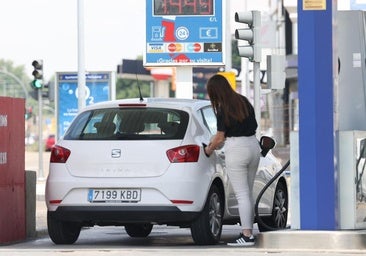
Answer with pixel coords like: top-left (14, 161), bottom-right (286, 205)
top-left (48, 206), bottom-right (201, 226)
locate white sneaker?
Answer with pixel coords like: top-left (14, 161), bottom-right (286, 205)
top-left (227, 233), bottom-right (255, 246)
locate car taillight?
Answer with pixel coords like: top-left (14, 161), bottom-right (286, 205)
top-left (166, 145), bottom-right (200, 163)
top-left (50, 145), bottom-right (71, 163)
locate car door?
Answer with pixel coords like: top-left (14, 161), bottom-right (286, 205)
top-left (198, 106), bottom-right (239, 217)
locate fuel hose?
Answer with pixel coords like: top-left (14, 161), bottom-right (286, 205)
top-left (254, 159), bottom-right (291, 231)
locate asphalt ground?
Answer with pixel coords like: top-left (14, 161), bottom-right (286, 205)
top-left (25, 148), bottom-right (366, 253)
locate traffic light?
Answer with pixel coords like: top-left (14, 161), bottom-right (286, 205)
top-left (25, 107), bottom-right (33, 120)
top-left (28, 90), bottom-right (38, 100)
top-left (31, 59), bottom-right (43, 89)
top-left (42, 82), bottom-right (49, 99)
top-left (234, 11), bottom-right (261, 62)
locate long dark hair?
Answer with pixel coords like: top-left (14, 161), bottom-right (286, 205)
top-left (206, 74), bottom-right (250, 127)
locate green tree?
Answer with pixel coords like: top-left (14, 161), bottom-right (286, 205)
top-left (116, 78), bottom-right (151, 99)
top-left (116, 55), bottom-right (152, 99)
top-left (0, 59), bottom-right (30, 99)
top-left (232, 37), bottom-right (241, 70)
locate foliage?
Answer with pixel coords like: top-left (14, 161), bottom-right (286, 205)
top-left (232, 38), bottom-right (241, 70)
top-left (0, 59), bottom-right (31, 99)
top-left (116, 78), bottom-right (151, 99)
top-left (0, 58), bottom-right (56, 116)
top-left (0, 59), bottom-right (29, 80)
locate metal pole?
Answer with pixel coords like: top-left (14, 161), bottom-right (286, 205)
top-left (37, 88), bottom-right (44, 180)
top-left (77, 0), bottom-right (86, 111)
top-left (175, 67), bottom-right (193, 99)
top-left (240, 0), bottom-right (250, 97)
top-left (253, 61), bottom-right (261, 135)
top-left (225, 0), bottom-right (232, 72)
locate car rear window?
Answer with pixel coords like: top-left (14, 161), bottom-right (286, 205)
top-left (63, 107), bottom-right (189, 140)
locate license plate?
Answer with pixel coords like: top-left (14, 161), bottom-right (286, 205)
top-left (88, 188), bottom-right (141, 203)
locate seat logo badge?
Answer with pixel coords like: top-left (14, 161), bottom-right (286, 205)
top-left (111, 149), bottom-right (121, 158)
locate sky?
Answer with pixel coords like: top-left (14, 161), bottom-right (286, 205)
top-left (0, 0), bottom-right (146, 81)
top-left (0, 0), bottom-right (272, 82)
top-left (0, 0), bottom-right (355, 82)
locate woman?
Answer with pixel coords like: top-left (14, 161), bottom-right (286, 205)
top-left (204, 74), bottom-right (261, 246)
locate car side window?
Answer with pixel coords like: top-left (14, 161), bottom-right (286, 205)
top-left (200, 106), bottom-right (217, 135)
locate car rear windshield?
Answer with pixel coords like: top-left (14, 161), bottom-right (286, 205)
top-left (63, 107), bottom-right (189, 140)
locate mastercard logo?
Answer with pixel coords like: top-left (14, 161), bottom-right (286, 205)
top-left (167, 43), bottom-right (183, 52)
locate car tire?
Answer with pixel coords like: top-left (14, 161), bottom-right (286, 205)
top-left (190, 184), bottom-right (224, 245)
top-left (125, 223), bottom-right (153, 237)
top-left (47, 211), bottom-right (81, 244)
top-left (257, 181), bottom-right (288, 231)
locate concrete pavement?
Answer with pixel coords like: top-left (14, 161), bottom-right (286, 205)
top-left (35, 182), bottom-right (47, 237)
top-left (25, 150), bottom-right (48, 237)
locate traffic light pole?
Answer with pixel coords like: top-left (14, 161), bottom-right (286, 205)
top-left (234, 10), bottom-right (262, 136)
top-left (37, 87), bottom-right (44, 180)
top-left (77, 0), bottom-right (86, 111)
top-left (31, 59), bottom-right (45, 180)
top-left (253, 61), bottom-right (261, 135)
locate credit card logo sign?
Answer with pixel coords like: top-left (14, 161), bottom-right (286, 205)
top-left (186, 43), bottom-right (202, 52)
top-left (204, 43), bottom-right (222, 52)
top-left (168, 43), bottom-right (183, 52)
top-left (147, 44), bottom-right (164, 53)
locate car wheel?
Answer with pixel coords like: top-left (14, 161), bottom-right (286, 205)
top-left (47, 211), bottom-right (81, 244)
top-left (125, 223), bottom-right (153, 237)
top-left (258, 181), bottom-right (288, 231)
top-left (190, 184), bottom-right (224, 245)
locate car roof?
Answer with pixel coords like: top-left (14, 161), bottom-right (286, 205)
top-left (82, 98), bottom-right (211, 112)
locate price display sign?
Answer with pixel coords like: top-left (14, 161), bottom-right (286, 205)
top-left (145, 0), bottom-right (224, 66)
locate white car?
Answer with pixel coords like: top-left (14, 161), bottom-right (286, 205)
top-left (46, 98), bottom-right (288, 245)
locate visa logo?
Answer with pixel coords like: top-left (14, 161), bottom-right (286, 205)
top-left (148, 44), bottom-right (164, 53)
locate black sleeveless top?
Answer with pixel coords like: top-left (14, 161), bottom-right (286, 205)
top-left (216, 95), bottom-right (257, 137)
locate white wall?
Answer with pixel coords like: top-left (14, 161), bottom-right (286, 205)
top-left (338, 0), bottom-right (350, 10)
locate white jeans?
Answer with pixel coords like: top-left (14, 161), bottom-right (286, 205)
top-left (225, 135), bottom-right (261, 230)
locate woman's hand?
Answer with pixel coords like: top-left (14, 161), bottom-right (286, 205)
top-left (205, 143), bottom-right (213, 156)
top-left (204, 132), bottom-right (225, 156)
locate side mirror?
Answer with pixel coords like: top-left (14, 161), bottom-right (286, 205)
top-left (260, 136), bottom-right (276, 157)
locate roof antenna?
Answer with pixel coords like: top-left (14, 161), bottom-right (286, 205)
top-left (135, 66), bottom-right (144, 102)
